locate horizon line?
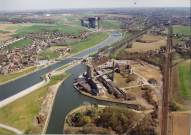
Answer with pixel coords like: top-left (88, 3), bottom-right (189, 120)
top-left (0, 7), bottom-right (190, 13)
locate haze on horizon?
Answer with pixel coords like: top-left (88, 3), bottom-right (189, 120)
top-left (0, 0), bottom-right (190, 11)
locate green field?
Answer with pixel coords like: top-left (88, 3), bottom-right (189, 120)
top-left (0, 74), bottom-right (70, 133)
top-left (4, 39), bottom-right (33, 51)
top-left (178, 59), bottom-right (191, 98)
top-left (41, 52), bottom-right (60, 59)
top-left (0, 30), bottom-right (10, 34)
top-left (6, 25), bottom-right (23, 30)
top-left (63, 15), bottom-right (82, 26)
top-left (69, 32), bottom-right (109, 53)
top-left (173, 27), bottom-right (191, 35)
top-left (133, 23), bottom-right (145, 29)
top-left (0, 127), bottom-right (16, 134)
top-left (8, 24), bottom-right (86, 38)
top-left (0, 67), bottom-right (37, 84)
top-left (99, 20), bottom-right (122, 29)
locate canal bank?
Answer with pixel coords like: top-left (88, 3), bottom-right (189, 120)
top-left (74, 84), bottom-right (139, 109)
top-left (41, 74), bottom-right (71, 134)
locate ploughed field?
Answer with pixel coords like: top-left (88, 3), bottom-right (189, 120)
top-left (0, 23), bottom-right (86, 42)
top-left (0, 23), bottom-right (31, 42)
top-left (172, 112), bottom-right (190, 135)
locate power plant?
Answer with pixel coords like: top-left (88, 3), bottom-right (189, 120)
top-left (81, 17), bottom-right (100, 29)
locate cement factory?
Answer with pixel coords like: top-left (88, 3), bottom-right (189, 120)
top-left (74, 60), bottom-right (132, 100)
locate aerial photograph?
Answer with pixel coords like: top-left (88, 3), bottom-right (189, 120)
top-left (0, 0), bottom-right (190, 134)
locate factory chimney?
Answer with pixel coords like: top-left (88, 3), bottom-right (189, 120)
top-left (112, 61), bottom-right (115, 81)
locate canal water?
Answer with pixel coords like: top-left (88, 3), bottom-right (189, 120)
top-left (0, 32), bottom-right (137, 134)
top-left (46, 64), bottom-right (137, 134)
top-left (0, 33), bottom-right (120, 101)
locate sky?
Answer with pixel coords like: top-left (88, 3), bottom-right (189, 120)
top-left (0, 0), bottom-right (190, 11)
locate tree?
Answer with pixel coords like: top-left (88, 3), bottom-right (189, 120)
top-left (94, 103), bottom-right (98, 109)
top-left (84, 116), bottom-right (91, 124)
top-left (46, 55), bottom-right (50, 60)
top-left (75, 113), bottom-right (83, 122)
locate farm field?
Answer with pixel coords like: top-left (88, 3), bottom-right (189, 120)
top-left (125, 33), bottom-right (166, 53)
top-left (0, 74), bottom-right (70, 134)
top-left (172, 112), bottom-right (190, 135)
top-left (10, 24), bottom-right (86, 38)
top-left (46, 46), bottom-right (66, 51)
top-left (69, 32), bottom-right (109, 53)
top-left (125, 39), bottom-right (166, 53)
top-left (40, 52), bottom-right (60, 59)
top-left (0, 23), bottom-right (32, 42)
top-left (99, 20), bottom-right (122, 29)
top-left (89, 14), bottom-right (132, 18)
top-left (170, 53), bottom-right (190, 110)
top-left (172, 38), bottom-right (186, 46)
top-left (63, 15), bottom-right (82, 26)
top-left (0, 22), bottom-right (86, 40)
top-left (173, 26), bottom-right (191, 35)
top-left (133, 23), bottom-right (145, 29)
top-left (178, 59), bottom-right (191, 98)
top-left (3, 39), bottom-right (33, 51)
top-left (137, 34), bottom-right (165, 43)
top-left (0, 30), bottom-right (10, 34)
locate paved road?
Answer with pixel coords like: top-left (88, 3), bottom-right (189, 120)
top-left (0, 123), bottom-right (22, 134)
top-left (161, 22), bottom-right (172, 135)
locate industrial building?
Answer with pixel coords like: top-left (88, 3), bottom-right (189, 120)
top-left (115, 60), bottom-right (132, 73)
top-left (81, 17), bottom-right (100, 29)
top-left (96, 71), bottom-right (126, 99)
top-left (75, 60), bottom-right (132, 99)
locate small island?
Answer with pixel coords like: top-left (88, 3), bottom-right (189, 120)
top-left (64, 104), bottom-right (158, 134)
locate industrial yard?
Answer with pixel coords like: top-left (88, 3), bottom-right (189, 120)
top-left (74, 59), bottom-right (162, 109)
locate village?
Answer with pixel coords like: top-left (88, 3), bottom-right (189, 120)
top-left (0, 29), bottom-right (88, 74)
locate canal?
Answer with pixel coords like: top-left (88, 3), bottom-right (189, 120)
top-left (0, 33), bottom-right (120, 101)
